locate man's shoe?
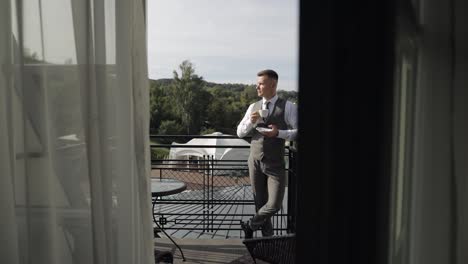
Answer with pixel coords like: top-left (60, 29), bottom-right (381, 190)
top-left (240, 221), bottom-right (253, 239)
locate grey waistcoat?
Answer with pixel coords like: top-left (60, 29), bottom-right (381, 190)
top-left (250, 98), bottom-right (287, 163)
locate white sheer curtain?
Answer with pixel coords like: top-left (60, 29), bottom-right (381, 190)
top-left (0, 0), bottom-right (154, 263)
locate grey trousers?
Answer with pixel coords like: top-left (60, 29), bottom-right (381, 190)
top-left (248, 157), bottom-right (286, 237)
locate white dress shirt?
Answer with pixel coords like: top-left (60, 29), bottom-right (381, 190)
top-left (237, 94), bottom-right (298, 141)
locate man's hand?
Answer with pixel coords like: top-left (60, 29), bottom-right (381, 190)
top-left (250, 111), bottom-right (260, 124)
top-left (261, 124), bottom-right (279, 138)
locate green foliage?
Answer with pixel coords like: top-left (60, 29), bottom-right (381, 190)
top-left (200, 127), bottom-right (217, 135)
top-left (170, 60), bottom-right (207, 134)
top-left (151, 147), bottom-right (169, 161)
top-left (150, 80), bottom-right (179, 133)
top-left (158, 120), bottom-right (185, 135)
top-left (240, 85), bottom-right (258, 107)
top-left (149, 60), bottom-right (298, 136)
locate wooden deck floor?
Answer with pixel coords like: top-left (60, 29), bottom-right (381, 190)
top-left (151, 168), bottom-right (290, 246)
top-left (153, 185), bottom-right (289, 239)
top-left (155, 238), bottom-right (269, 264)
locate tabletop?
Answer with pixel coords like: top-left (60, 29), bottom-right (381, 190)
top-left (151, 178), bottom-right (187, 197)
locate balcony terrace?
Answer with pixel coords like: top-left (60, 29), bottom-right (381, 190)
top-left (151, 134), bottom-right (297, 263)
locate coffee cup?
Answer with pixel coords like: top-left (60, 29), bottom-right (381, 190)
top-left (258, 109), bottom-right (268, 118)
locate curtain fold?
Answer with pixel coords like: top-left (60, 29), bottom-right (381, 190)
top-left (0, 0), bottom-right (154, 263)
top-left (0, 3), bottom-right (21, 264)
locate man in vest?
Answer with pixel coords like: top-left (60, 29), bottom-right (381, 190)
top-left (237, 69), bottom-right (298, 238)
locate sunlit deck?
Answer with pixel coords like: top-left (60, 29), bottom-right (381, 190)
top-left (155, 238), bottom-right (269, 264)
top-left (152, 177), bottom-right (289, 239)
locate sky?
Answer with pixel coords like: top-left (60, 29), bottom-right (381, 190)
top-left (147, 0), bottom-right (299, 91)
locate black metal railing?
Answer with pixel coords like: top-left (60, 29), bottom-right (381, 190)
top-left (150, 135), bottom-right (297, 238)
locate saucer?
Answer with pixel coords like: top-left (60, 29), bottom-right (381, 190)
top-left (256, 127), bottom-right (273, 133)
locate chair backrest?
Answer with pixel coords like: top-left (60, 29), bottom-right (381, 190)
top-left (242, 233), bottom-right (296, 264)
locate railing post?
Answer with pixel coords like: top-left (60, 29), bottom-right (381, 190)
top-left (203, 154), bottom-right (207, 232)
top-left (287, 145), bottom-right (297, 233)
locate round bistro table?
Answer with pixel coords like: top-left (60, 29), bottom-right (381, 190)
top-left (151, 178), bottom-right (187, 261)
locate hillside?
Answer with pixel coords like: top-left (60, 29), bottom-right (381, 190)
top-left (149, 78), bottom-right (298, 100)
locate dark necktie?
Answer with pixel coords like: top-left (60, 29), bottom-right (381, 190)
top-left (264, 101), bottom-right (270, 122)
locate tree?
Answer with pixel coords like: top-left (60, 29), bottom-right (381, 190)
top-left (158, 120), bottom-right (185, 137)
top-left (240, 85), bottom-right (258, 107)
top-left (148, 66), bottom-right (289, 136)
top-left (170, 60), bottom-right (206, 134)
top-left (150, 80), bottom-right (179, 133)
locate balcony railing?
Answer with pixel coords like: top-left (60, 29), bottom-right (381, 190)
top-left (150, 135), bottom-right (297, 239)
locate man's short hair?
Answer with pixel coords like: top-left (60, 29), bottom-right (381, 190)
top-left (257, 69), bottom-right (278, 81)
